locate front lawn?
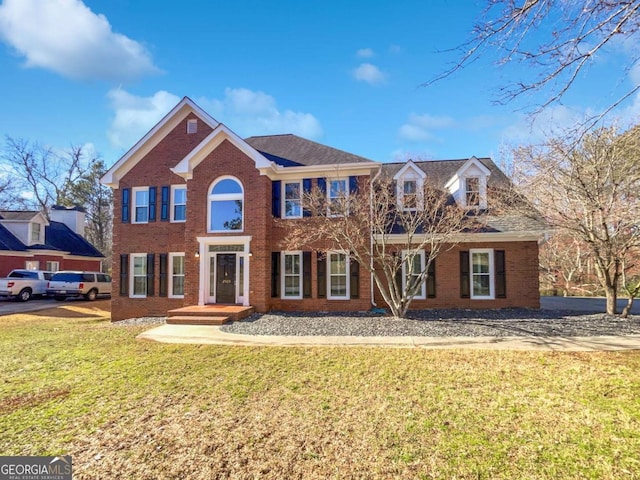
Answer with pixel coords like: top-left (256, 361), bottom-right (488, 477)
top-left (1, 303), bottom-right (639, 479)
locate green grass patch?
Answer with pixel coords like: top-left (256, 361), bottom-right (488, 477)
top-left (1, 303), bottom-right (640, 479)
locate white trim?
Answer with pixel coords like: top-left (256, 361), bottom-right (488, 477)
top-left (401, 249), bottom-right (426, 299)
top-left (470, 248), bottom-right (494, 300)
top-left (45, 260), bottom-right (60, 272)
top-left (168, 252), bottom-right (185, 298)
top-left (281, 251), bottom-right (303, 300)
top-left (101, 97), bottom-right (220, 188)
top-left (394, 161), bottom-right (426, 212)
top-left (132, 187), bottom-right (149, 224)
top-left (129, 253), bottom-right (147, 298)
top-left (171, 123), bottom-right (274, 180)
top-left (327, 250), bottom-right (350, 300)
top-left (267, 162), bottom-right (380, 181)
top-left (380, 231), bottom-right (547, 244)
top-left (282, 180), bottom-right (303, 219)
top-left (196, 236), bottom-right (251, 307)
top-left (170, 185), bottom-right (187, 223)
top-left (207, 176), bottom-right (244, 233)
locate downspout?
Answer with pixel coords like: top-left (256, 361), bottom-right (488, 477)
top-left (370, 165), bottom-right (382, 308)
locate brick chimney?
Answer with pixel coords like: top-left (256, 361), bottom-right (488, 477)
top-left (50, 205), bottom-right (86, 237)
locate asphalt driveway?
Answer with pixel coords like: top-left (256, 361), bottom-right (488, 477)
top-left (540, 296), bottom-right (640, 314)
top-left (0, 296), bottom-right (109, 316)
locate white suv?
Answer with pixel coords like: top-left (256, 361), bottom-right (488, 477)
top-left (47, 271), bottom-right (112, 301)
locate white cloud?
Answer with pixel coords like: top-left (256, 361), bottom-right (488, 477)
top-left (107, 89), bottom-right (180, 149)
top-left (356, 48), bottom-right (374, 58)
top-left (500, 105), bottom-right (586, 145)
top-left (107, 88), bottom-right (323, 150)
top-left (352, 63), bottom-right (387, 85)
top-left (388, 44), bottom-right (402, 54)
top-left (199, 88), bottom-right (323, 139)
top-left (398, 113), bottom-right (455, 142)
top-left (0, 0), bottom-right (159, 81)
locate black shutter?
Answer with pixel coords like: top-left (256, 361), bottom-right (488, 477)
top-left (303, 251), bottom-right (312, 298)
top-left (271, 252), bottom-right (280, 297)
top-left (160, 186), bottom-right (169, 221)
top-left (302, 179), bottom-right (312, 217)
top-left (159, 253), bottom-right (168, 297)
top-left (350, 256), bottom-right (359, 299)
top-left (272, 181), bottom-right (281, 218)
top-left (148, 187), bottom-right (157, 222)
top-left (427, 257), bottom-right (436, 298)
top-left (317, 254), bottom-right (326, 298)
top-left (317, 178), bottom-right (326, 195)
top-left (119, 254), bottom-right (129, 296)
top-left (121, 188), bottom-right (130, 223)
top-left (146, 253), bottom-right (155, 296)
top-left (460, 251), bottom-right (470, 298)
top-left (495, 250), bottom-right (506, 298)
top-left (349, 176), bottom-right (358, 194)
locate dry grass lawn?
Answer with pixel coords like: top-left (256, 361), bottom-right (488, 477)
top-left (1, 302), bottom-right (640, 479)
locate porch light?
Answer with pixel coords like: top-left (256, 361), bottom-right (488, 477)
top-left (195, 251), bottom-right (200, 258)
top-left (248, 252), bottom-right (253, 257)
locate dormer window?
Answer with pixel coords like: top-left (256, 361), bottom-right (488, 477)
top-left (402, 180), bottom-right (418, 210)
top-left (465, 177), bottom-right (480, 207)
top-left (393, 161), bottom-right (426, 212)
top-left (31, 222), bottom-right (41, 244)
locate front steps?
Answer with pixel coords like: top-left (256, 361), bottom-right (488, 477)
top-left (167, 305), bottom-right (255, 326)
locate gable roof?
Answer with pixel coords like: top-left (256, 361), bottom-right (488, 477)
top-left (245, 134), bottom-right (375, 166)
top-left (0, 222), bottom-right (28, 251)
top-left (101, 96), bottom-right (220, 188)
top-left (45, 221), bottom-right (104, 258)
top-left (381, 157), bottom-right (510, 188)
top-left (0, 210), bottom-right (48, 223)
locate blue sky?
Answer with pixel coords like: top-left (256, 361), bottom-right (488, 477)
top-left (0, 0), bottom-right (638, 168)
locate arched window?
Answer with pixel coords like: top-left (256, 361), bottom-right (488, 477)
top-left (208, 177), bottom-right (244, 232)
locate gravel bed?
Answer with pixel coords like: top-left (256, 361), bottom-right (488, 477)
top-left (221, 309), bottom-right (640, 337)
top-left (110, 316), bottom-right (166, 327)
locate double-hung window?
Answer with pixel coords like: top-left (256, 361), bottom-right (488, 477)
top-left (465, 177), bottom-right (480, 208)
top-left (45, 261), bottom-right (60, 272)
top-left (328, 251), bottom-right (349, 299)
top-left (470, 249), bottom-right (494, 299)
top-left (402, 250), bottom-right (426, 299)
top-left (130, 254), bottom-right (147, 298)
top-left (133, 187), bottom-right (149, 223)
top-left (403, 180), bottom-right (418, 210)
top-left (169, 253), bottom-right (185, 297)
top-left (328, 179), bottom-right (347, 216)
top-left (281, 251), bottom-right (302, 299)
top-left (31, 222), bottom-right (42, 243)
top-left (171, 186), bottom-right (187, 222)
top-left (283, 181), bottom-right (302, 218)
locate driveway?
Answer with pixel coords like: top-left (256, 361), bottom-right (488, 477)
top-left (540, 296), bottom-right (640, 314)
top-left (0, 297), bottom-right (109, 316)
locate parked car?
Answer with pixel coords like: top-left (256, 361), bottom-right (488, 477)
top-left (46, 271), bottom-right (112, 301)
top-left (0, 269), bottom-right (54, 302)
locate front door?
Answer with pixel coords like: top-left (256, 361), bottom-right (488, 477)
top-left (216, 254), bottom-right (236, 303)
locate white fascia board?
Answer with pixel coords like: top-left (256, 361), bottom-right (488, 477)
top-left (269, 162), bottom-right (380, 181)
top-left (29, 249), bottom-right (70, 256)
top-left (393, 160), bottom-right (426, 181)
top-left (171, 124), bottom-right (274, 180)
top-left (61, 254), bottom-right (104, 261)
top-left (445, 157), bottom-right (492, 189)
top-left (378, 231), bottom-right (547, 244)
top-left (101, 97), bottom-right (220, 188)
top-left (0, 251), bottom-right (33, 257)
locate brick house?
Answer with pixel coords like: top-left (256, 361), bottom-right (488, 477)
top-left (101, 97), bottom-right (546, 321)
top-left (0, 206), bottom-right (103, 276)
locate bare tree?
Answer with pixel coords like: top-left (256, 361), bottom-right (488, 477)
top-left (2, 136), bottom-right (90, 216)
top-left (284, 174), bottom-right (470, 318)
top-left (428, 1), bottom-right (640, 121)
top-left (539, 233), bottom-right (597, 297)
top-left (507, 125), bottom-right (640, 316)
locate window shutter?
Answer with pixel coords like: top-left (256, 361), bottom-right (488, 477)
top-left (302, 179), bottom-right (312, 217)
top-left (146, 253), bottom-right (155, 296)
top-left (350, 256), bottom-right (359, 299)
top-left (303, 251), bottom-right (312, 298)
top-left (161, 186), bottom-right (169, 221)
top-left (121, 188), bottom-right (130, 223)
top-left (272, 181), bottom-right (281, 218)
top-left (159, 253), bottom-right (168, 297)
top-left (119, 254), bottom-right (129, 296)
top-left (495, 250), bottom-right (506, 298)
top-left (148, 187), bottom-right (157, 222)
top-left (460, 251), bottom-right (470, 298)
top-left (349, 176), bottom-right (358, 194)
top-left (317, 254), bottom-right (326, 298)
top-left (427, 258), bottom-right (436, 298)
top-left (317, 178), bottom-right (326, 195)
top-left (271, 252), bottom-right (280, 297)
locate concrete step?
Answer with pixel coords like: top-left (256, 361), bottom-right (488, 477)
top-left (166, 315), bottom-right (231, 326)
top-left (167, 305), bottom-right (254, 322)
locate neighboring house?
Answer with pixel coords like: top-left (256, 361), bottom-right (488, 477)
top-left (0, 206), bottom-right (104, 277)
top-left (101, 97), bottom-right (546, 321)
